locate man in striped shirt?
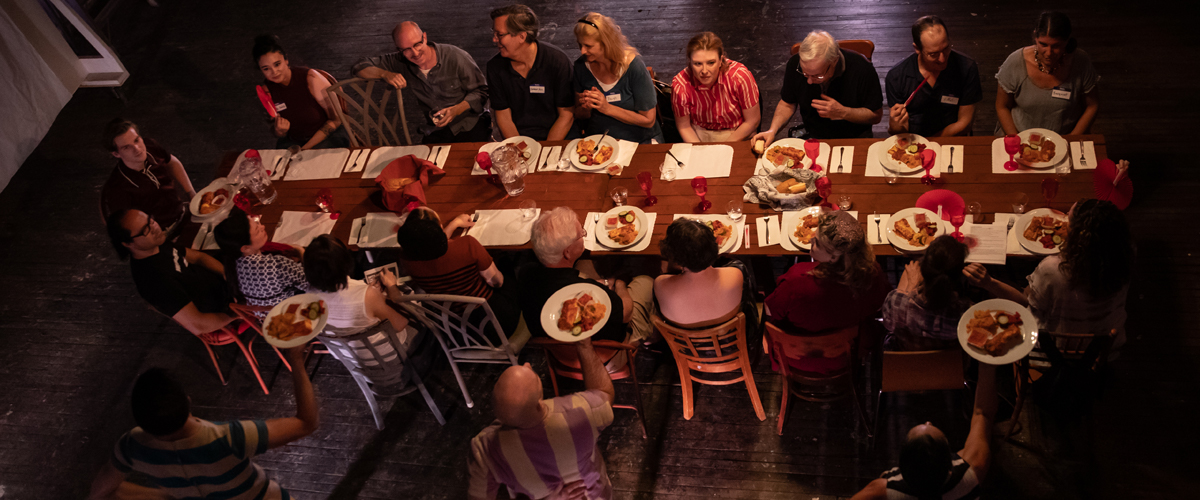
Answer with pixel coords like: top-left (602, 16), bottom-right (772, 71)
top-left (468, 338), bottom-right (615, 499)
top-left (87, 347), bottom-right (318, 500)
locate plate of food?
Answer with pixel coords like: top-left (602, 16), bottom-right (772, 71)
top-left (540, 283), bottom-right (613, 342)
top-left (886, 207), bottom-right (949, 252)
top-left (1015, 208), bottom-right (1069, 254)
top-left (876, 133), bottom-right (930, 174)
top-left (957, 299), bottom-right (1038, 365)
top-left (597, 206), bottom-right (648, 249)
top-left (756, 138), bottom-right (830, 173)
top-left (500, 135), bottom-right (541, 170)
top-left (568, 135), bottom-right (620, 171)
top-left (1015, 128), bottom-right (1066, 169)
top-left (260, 293), bottom-right (328, 348)
top-left (189, 178), bottom-right (238, 220)
top-left (786, 206), bottom-right (825, 250)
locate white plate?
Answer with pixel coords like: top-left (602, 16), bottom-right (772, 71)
top-left (540, 283), bottom-right (613, 342)
top-left (886, 207), bottom-right (951, 252)
top-left (957, 299), bottom-right (1038, 365)
top-left (1015, 128), bottom-right (1067, 169)
top-left (596, 206), bottom-right (648, 249)
top-left (568, 135), bottom-right (620, 171)
top-left (757, 138), bottom-right (830, 173)
top-left (876, 133), bottom-right (931, 174)
top-left (260, 293), bottom-right (329, 348)
top-left (499, 136), bottom-right (541, 171)
top-left (785, 206), bottom-right (826, 250)
top-left (189, 178), bottom-right (239, 221)
top-left (1015, 208), bottom-right (1068, 255)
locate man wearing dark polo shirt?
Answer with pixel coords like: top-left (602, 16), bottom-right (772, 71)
top-left (100, 119), bottom-right (196, 231)
top-left (886, 16), bottom-right (982, 137)
top-left (754, 30), bottom-right (882, 142)
top-left (107, 208), bottom-right (235, 336)
top-left (486, 5), bottom-right (575, 141)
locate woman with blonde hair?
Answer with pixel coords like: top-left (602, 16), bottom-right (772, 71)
top-left (671, 32), bottom-right (760, 143)
top-left (572, 13), bottom-right (663, 143)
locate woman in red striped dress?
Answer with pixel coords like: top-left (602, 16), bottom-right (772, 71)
top-left (670, 32), bottom-right (761, 143)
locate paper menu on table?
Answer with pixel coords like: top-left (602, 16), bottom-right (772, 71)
top-left (964, 223), bottom-right (1007, 265)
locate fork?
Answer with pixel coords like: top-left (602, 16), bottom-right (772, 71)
top-left (873, 212), bottom-right (882, 244)
top-left (1079, 146), bottom-right (1087, 167)
top-left (837, 147), bottom-right (846, 173)
top-left (666, 150), bottom-right (685, 168)
top-left (592, 130), bottom-right (610, 155)
top-left (948, 147), bottom-right (955, 173)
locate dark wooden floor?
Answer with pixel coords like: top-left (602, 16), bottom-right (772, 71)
top-left (1, 0), bottom-right (1197, 498)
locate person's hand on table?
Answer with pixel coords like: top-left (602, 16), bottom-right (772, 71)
top-left (384, 70), bottom-right (408, 89)
top-left (812, 94), bottom-right (849, 120)
top-left (889, 103), bottom-right (910, 130)
top-left (273, 116), bottom-right (291, 136)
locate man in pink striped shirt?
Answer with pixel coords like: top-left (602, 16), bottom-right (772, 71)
top-left (468, 338), bottom-right (615, 499)
top-left (671, 32), bottom-right (761, 143)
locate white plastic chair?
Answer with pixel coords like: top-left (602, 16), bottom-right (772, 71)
top-left (319, 319), bottom-right (444, 428)
top-left (391, 294), bottom-right (526, 409)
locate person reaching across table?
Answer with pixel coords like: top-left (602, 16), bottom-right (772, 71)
top-left (886, 16), bottom-right (982, 137)
top-left (882, 235), bottom-right (973, 351)
top-left (253, 34), bottom-right (348, 150)
top-left (654, 219), bottom-right (744, 328)
top-left (214, 207), bottom-right (308, 318)
top-left (100, 118), bottom-right (196, 233)
top-left (995, 11), bottom-right (1099, 135)
top-left (671, 32), bottom-right (760, 143)
top-left (753, 30), bottom-right (882, 143)
top-left (572, 12), bottom-right (664, 144)
top-left (353, 21), bottom-right (491, 144)
top-left (487, 4), bottom-right (575, 141)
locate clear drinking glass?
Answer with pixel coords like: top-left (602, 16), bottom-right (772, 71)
top-left (884, 168), bottom-right (899, 185)
top-left (1012, 192), bottom-right (1029, 214)
top-left (967, 202), bottom-right (983, 224)
top-left (610, 187), bottom-right (628, 207)
top-left (661, 163), bottom-right (677, 181)
top-left (837, 194), bottom-right (853, 211)
top-left (519, 199), bottom-right (537, 220)
top-left (726, 200), bottom-right (743, 221)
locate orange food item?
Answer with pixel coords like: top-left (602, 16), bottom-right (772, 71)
top-left (965, 309), bottom-right (1024, 357)
top-left (557, 293), bottom-right (607, 335)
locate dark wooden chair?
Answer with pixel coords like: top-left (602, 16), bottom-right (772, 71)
top-left (652, 312), bottom-right (765, 421)
top-left (764, 320), bottom-right (870, 435)
top-left (873, 349), bottom-right (968, 446)
top-left (1007, 330), bottom-right (1115, 438)
top-left (526, 338), bottom-right (648, 439)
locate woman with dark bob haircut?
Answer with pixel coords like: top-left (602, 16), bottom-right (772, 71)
top-left (303, 235), bottom-right (413, 339)
top-left (213, 207), bottom-right (307, 317)
top-left (653, 219), bottom-right (743, 328)
top-left (882, 235), bottom-right (974, 351)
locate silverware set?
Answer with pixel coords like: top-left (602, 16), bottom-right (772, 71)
top-left (666, 150), bottom-right (685, 168)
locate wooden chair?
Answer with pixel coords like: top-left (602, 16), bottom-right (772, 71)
top-left (324, 78), bottom-right (413, 148)
top-left (390, 294), bottom-right (526, 409)
top-left (526, 338), bottom-right (648, 439)
top-left (320, 320), bottom-right (445, 428)
top-left (873, 349), bottom-right (968, 445)
top-left (790, 39), bottom-right (875, 61)
top-left (652, 312), bottom-right (765, 421)
top-left (764, 321), bottom-right (869, 435)
top-left (1007, 330), bottom-right (1115, 438)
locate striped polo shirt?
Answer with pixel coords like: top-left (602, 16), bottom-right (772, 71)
top-left (403, 236), bottom-right (495, 300)
top-left (671, 60), bottom-right (760, 131)
top-left (111, 419), bottom-right (289, 500)
top-left (468, 390), bottom-right (614, 499)
top-left (881, 453), bottom-right (979, 500)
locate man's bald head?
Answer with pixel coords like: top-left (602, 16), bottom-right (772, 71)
top-left (393, 21), bottom-right (421, 44)
top-left (492, 363), bottom-right (544, 427)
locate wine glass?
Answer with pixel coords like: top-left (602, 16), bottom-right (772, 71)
top-left (609, 186), bottom-right (628, 207)
top-left (1041, 177), bottom-right (1059, 206)
top-left (803, 139), bottom-right (822, 172)
top-left (950, 210), bottom-right (965, 242)
top-left (726, 200), bottom-right (743, 221)
top-left (1003, 134), bottom-right (1022, 171)
top-left (519, 200), bottom-right (537, 220)
top-left (691, 176), bottom-right (712, 212)
top-left (1011, 192), bottom-right (1028, 214)
top-left (967, 201), bottom-right (983, 224)
top-left (316, 187), bottom-right (341, 220)
top-left (637, 171), bottom-right (657, 207)
top-left (660, 162), bottom-right (677, 181)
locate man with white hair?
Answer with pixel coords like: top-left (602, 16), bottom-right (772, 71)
top-left (753, 30), bottom-right (882, 141)
top-left (467, 338), bottom-right (614, 499)
top-left (516, 207), bottom-right (654, 343)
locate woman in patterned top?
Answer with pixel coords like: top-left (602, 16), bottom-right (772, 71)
top-left (214, 208), bottom-right (308, 316)
top-left (882, 235), bottom-right (973, 351)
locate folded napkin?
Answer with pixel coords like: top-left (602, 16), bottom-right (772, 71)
top-left (743, 168), bottom-right (820, 211)
top-left (868, 213), bottom-right (891, 245)
top-left (348, 212), bottom-right (405, 247)
top-left (939, 144), bottom-right (964, 174)
top-left (362, 145), bottom-right (431, 178)
top-left (995, 213), bottom-right (1034, 255)
top-left (1069, 141), bottom-right (1098, 170)
top-left (283, 148), bottom-right (351, 180)
top-left (375, 155), bottom-right (445, 212)
top-left (828, 146), bottom-right (855, 174)
top-left (272, 211), bottom-right (338, 247)
top-left (467, 209), bottom-right (541, 246)
top-left (672, 214), bottom-right (744, 253)
top-left (864, 141), bottom-right (942, 178)
top-left (584, 211), bottom-right (657, 251)
top-left (613, 140), bottom-right (638, 169)
top-left (756, 215), bottom-right (781, 248)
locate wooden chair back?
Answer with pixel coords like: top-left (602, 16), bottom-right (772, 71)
top-left (790, 39), bottom-right (875, 61)
top-left (652, 312), bottom-right (765, 420)
top-left (764, 320), bottom-right (869, 434)
top-left (1007, 330), bottom-right (1116, 438)
top-left (881, 349), bottom-right (966, 393)
top-left (324, 78), bottom-right (413, 148)
top-left (526, 337), bottom-right (647, 438)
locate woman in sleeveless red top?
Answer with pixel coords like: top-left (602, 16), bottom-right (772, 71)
top-left (253, 35), bottom-right (347, 150)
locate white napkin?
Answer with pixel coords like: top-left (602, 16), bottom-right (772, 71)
top-left (539, 146), bottom-right (562, 172)
top-left (865, 141), bottom-right (939, 178)
top-left (684, 145), bottom-right (735, 178)
top-left (343, 149), bottom-right (367, 173)
top-left (348, 212), bottom-right (405, 248)
top-left (671, 214), bottom-right (744, 253)
top-left (533, 147), bottom-right (551, 174)
top-left (191, 222), bottom-right (219, 250)
top-left (237, 149), bottom-right (288, 180)
top-left (990, 138), bottom-right (1052, 174)
top-left (940, 144), bottom-right (964, 174)
top-left (272, 211), bottom-right (338, 247)
top-left (868, 213), bottom-right (891, 245)
top-left (467, 209), bottom-right (540, 246)
top-left (583, 211), bottom-right (657, 251)
top-left (756, 216), bottom-right (775, 248)
top-left (829, 146), bottom-right (855, 174)
top-left (1069, 141), bottom-right (1098, 170)
top-left (360, 145), bottom-right (432, 178)
top-left (661, 143), bottom-right (691, 180)
top-left (283, 149), bottom-right (351, 181)
top-left (995, 213), bottom-right (1034, 255)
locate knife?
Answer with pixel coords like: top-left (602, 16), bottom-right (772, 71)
top-left (354, 217), bottom-right (367, 245)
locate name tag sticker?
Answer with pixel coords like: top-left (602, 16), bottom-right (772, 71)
top-left (1051, 87), bottom-right (1071, 100)
top-left (940, 95), bottom-right (960, 105)
top-left (274, 102), bottom-right (287, 112)
top-left (529, 84), bottom-right (545, 94)
top-left (605, 93), bottom-right (621, 103)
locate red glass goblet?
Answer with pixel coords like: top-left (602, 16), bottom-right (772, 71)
top-left (637, 171), bottom-right (658, 207)
top-left (316, 187), bottom-right (341, 220)
top-left (690, 176), bottom-right (712, 212)
top-left (950, 211), bottom-right (965, 242)
top-left (1003, 134), bottom-right (1022, 172)
top-left (804, 139), bottom-right (823, 173)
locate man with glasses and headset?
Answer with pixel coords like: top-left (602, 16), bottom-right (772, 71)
top-left (886, 16), bottom-right (982, 137)
top-left (486, 4), bottom-right (575, 141)
top-left (353, 21), bottom-right (491, 143)
top-left (753, 30), bottom-right (882, 143)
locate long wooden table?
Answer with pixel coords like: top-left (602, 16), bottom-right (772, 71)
top-left (200, 135), bottom-right (1107, 257)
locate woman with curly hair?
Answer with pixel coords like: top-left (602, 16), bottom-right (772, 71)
top-left (967, 199), bottom-right (1134, 348)
top-left (882, 235), bottom-right (973, 351)
top-left (572, 12), bottom-right (664, 143)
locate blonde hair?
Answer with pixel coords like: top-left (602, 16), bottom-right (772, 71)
top-left (798, 30), bottom-right (841, 65)
top-left (574, 12), bottom-right (638, 78)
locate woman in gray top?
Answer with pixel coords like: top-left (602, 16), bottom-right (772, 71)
top-left (995, 12), bottom-right (1100, 135)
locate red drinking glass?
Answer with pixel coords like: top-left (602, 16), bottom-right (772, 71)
top-left (316, 187), bottom-right (340, 220)
top-left (690, 176), bottom-right (712, 212)
top-left (804, 140), bottom-right (823, 173)
top-left (1003, 134), bottom-right (1022, 171)
top-left (637, 171), bottom-right (658, 207)
top-left (1041, 176), bottom-right (1059, 205)
top-left (950, 211), bottom-right (965, 242)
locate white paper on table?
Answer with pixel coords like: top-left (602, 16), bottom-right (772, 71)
top-left (467, 209), bottom-right (540, 246)
top-left (661, 143), bottom-right (691, 179)
top-left (347, 149), bottom-right (371, 173)
top-left (538, 146), bottom-right (562, 171)
top-left (237, 149), bottom-right (288, 180)
top-left (348, 212), bottom-right (405, 248)
top-left (868, 214), bottom-right (892, 245)
top-left (1069, 141), bottom-right (1098, 170)
top-left (685, 145), bottom-right (735, 178)
top-left (965, 223), bottom-right (1008, 265)
top-left (283, 149), bottom-right (351, 180)
top-left (533, 147), bottom-right (550, 173)
top-left (272, 211), bottom-right (339, 247)
top-left (759, 215), bottom-right (782, 247)
top-left (583, 211), bottom-right (657, 251)
top-left (940, 144), bottom-right (965, 174)
top-left (435, 145), bottom-right (451, 168)
top-left (756, 216), bottom-right (773, 248)
top-left (994, 213), bottom-right (1034, 255)
top-left (672, 214), bottom-right (744, 253)
top-left (613, 140), bottom-right (639, 169)
top-left (828, 146), bottom-right (855, 174)
top-left (864, 141), bottom-right (938, 178)
top-left (360, 145), bottom-right (432, 178)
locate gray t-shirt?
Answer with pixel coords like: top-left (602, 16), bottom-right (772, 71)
top-left (994, 48), bottom-right (1099, 135)
top-left (353, 42), bottom-right (488, 135)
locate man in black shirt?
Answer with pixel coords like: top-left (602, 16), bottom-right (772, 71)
top-left (487, 5), bottom-right (575, 141)
top-left (754, 30), bottom-right (882, 142)
top-left (100, 118), bottom-right (197, 231)
top-left (886, 16), bottom-right (982, 137)
top-left (107, 209), bottom-right (234, 335)
top-left (517, 207), bottom-right (654, 343)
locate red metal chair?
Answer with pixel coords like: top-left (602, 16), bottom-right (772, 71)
top-left (193, 320), bottom-right (276, 395)
top-left (526, 338), bottom-right (648, 439)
